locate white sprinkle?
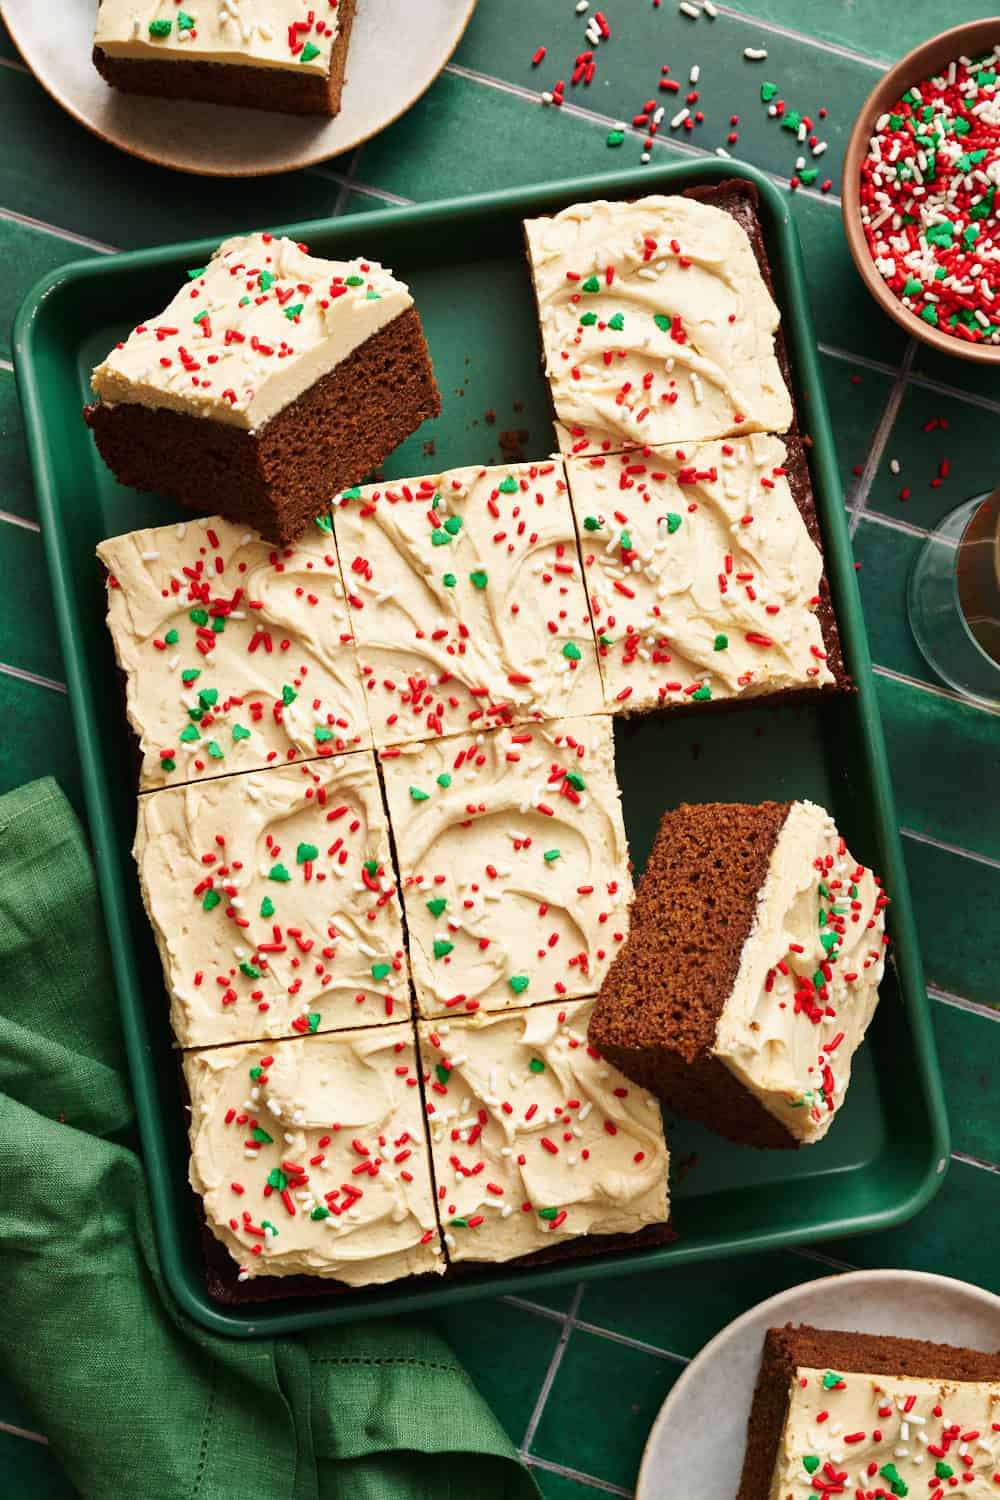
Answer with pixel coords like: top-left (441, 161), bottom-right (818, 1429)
top-left (641, 152), bottom-right (651, 164)
top-left (140, 550), bottom-right (161, 562)
top-left (575, 0), bottom-right (589, 11)
top-left (889, 458), bottom-right (900, 475)
top-left (679, 1), bottom-right (700, 16)
top-left (812, 140), bottom-right (828, 157)
top-left (744, 47), bottom-right (768, 61)
top-left (715, 146), bottom-right (732, 158)
top-left (671, 107), bottom-right (690, 128)
top-left (703, 0), bottom-right (717, 15)
top-left (689, 64), bottom-right (700, 84)
top-left (541, 91), bottom-right (554, 105)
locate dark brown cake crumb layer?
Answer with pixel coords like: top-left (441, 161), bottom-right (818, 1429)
top-left (93, 0), bottom-right (357, 117)
top-left (588, 800), bottom-right (799, 1151)
top-left (738, 1323), bottom-right (1000, 1500)
top-left (85, 306), bottom-right (440, 545)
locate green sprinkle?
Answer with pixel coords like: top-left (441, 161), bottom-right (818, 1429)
top-left (260, 1220), bottom-right (278, 1237)
top-left (179, 724), bottom-right (199, 743)
top-left (666, 513), bottom-right (682, 533)
top-left (363, 860), bottom-right (378, 876)
top-left (618, 529), bottom-right (633, 550)
top-left (198, 688), bottom-right (218, 709)
top-left (187, 266), bottom-right (206, 280)
top-left (606, 129), bottom-right (626, 147)
top-left (206, 741), bottom-right (223, 759)
top-left (268, 863), bottom-right (291, 883)
top-left (282, 684), bottom-right (297, 706)
top-left (409, 786), bottom-right (429, 802)
top-left (189, 608), bottom-right (209, 626)
top-left (426, 897), bottom-right (447, 918)
top-left (307, 1013), bottom-right (321, 1034)
top-left (249, 1065), bottom-right (263, 1081)
top-left (653, 313), bottom-right (670, 333)
top-left (300, 41), bottom-right (321, 62)
top-left (436, 773), bottom-right (452, 788)
top-left (442, 572), bottom-right (457, 587)
top-left (888, 113), bottom-right (903, 131)
top-left (579, 311), bottom-right (598, 326)
top-left (310, 1206), bottom-right (330, 1221)
top-left (371, 962), bottom-right (391, 981)
top-left (365, 290), bottom-right (382, 301)
top-left (211, 615), bottom-right (225, 635)
top-left (284, 303), bottom-right (305, 320)
top-left (251, 1127), bottom-right (273, 1145)
top-left (977, 69), bottom-right (997, 86)
top-left (760, 81), bottom-right (778, 102)
top-left (925, 221), bottom-right (954, 247)
top-left (202, 889), bottom-right (221, 912)
top-left (344, 275), bottom-right (365, 287)
top-left (149, 19), bottom-right (172, 37)
top-left (260, 896), bottom-right (275, 918)
top-left (802, 1457), bottom-right (820, 1475)
top-left (714, 633), bottom-right (729, 651)
top-left (566, 771), bottom-right (585, 791)
top-left (562, 642), bottom-right (582, 660)
top-left (181, 669), bottom-right (200, 684)
top-left (314, 726), bottom-right (334, 742)
top-left (879, 1464), bottom-right (907, 1497)
top-left (444, 514), bottom-right (463, 534)
top-left (450, 1217), bottom-right (469, 1229)
top-left (797, 168), bottom-right (818, 185)
top-left (508, 975), bottom-right (530, 995)
top-left (935, 1462), bottom-right (954, 1480)
top-left (436, 1064), bottom-right (450, 1086)
top-left (433, 940), bottom-right (454, 959)
top-left (193, 310), bottom-right (209, 324)
top-left (543, 849), bottom-right (561, 862)
top-left (431, 529), bottom-right (451, 546)
top-left (232, 724), bottom-right (251, 741)
top-left (820, 931), bottom-right (839, 952)
top-left (822, 1372), bottom-right (844, 1389)
top-left (314, 513), bottom-right (333, 534)
top-left (160, 758), bottom-right (176, 772)
top-left (240, 962), bottom-right (260, 979)
top-left (265, 1169), bottom-right (286, 1192)
top-left (529, 1058), bottom-right (546, 1074)
top-left (920, 304), bottom-right (939, 326)
top-left (583, 515), bottom-right (602, 531)
top-left (581, 275), bottom-right (600, 293)
top-left (781, 111), bottom-right (801, 132)
top-left (164, 628), bottom-right (179, 645)
top-left (692, 684), bottom-right (711, 701)
top-left (469, 569), bottom-right (489, 589)
top-left (953, 116), bottom-right (972, 136)
top-left (341, 485), bottom-right (362, 499)
top-left (259, 270), bottom-right (275, 291)
top-left (177, 9), bottom-right (195, 28)
top-left (608, 312), bottom-right (625, 331)
top-left (964, 223), bottom-right (980, 248)
top-left (297, 842), bottom-right (318, 864)
top-left (902, 275), bottom-right (922, 297)
top-left (537, 1206), bottom-right (560, 1221)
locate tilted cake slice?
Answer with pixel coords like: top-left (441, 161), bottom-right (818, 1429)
top-left (524, 187), bottom-right (792, 457)
top-left (380, 716), bottom-right (632, 1018)
top-left (184, 1025), bottom-right (444, 1285)
top-left (419, 997), bottom-right (670, 1266)
top-left (589, 800), bottom-right (888, 1148)
top-left (97, 514), bottom-right (370, 790)
top-left (86, 233), bottom-right (439, 542)
top-left (135, 756), bottom-right (409, 1047)
top-left (565, 434), bottom-right (846, 712)
top-left (93, 0), bottom-right (359, 117)
top-left (332, 460), bottom-right (604, 747)
top-left (738, 1324), bottom-right (1000, 1500)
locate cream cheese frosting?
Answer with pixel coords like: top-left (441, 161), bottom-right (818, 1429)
top-left (97, 513), bottom-right (370, 790)
top-left (565, 435), bottom-right (834, 711)
top-left (524, 194), bottom-right (793, 456)
top-left (92, 233), bottom-right (412, 431)
top-left (135, 755), bottom-right (410, 1047)
top-left (419, 997), bottom-right (669, 1264)
top-left (185, 1025), bottom-right (444, 1284)
top-left (332, 461), bottom-right (604, 747)
top-left (713, 800), bottom-right (888, 1144)
top-left (770, 1367), bottom-right (1000, 1498)
top-left (380, 716), bottom-right (632, 1018)
top-left (95, 2), bottom-right (339, 78)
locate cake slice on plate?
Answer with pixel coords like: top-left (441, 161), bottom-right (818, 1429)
top-left (93, 0), bottom-right (359, 117)
top-left (739, 1323), bottom-right (1000, 1499)
top-left (86, 232), bottom-right (439, 543)
top-left (588, 800), bottom-right (888, 1149)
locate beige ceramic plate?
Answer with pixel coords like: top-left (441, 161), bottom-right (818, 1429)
top-left (1, 0), bottom-right (477, 178)
top-left (636, 1269), bottom-right (1000, 1500)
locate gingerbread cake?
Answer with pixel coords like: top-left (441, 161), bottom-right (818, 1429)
top-left (565, 432), bottom-right (846, 714)
top-left (588, 800), bottom-right (888, 1149)
top-left (183, 1025), bottom-right (444, 1286)
top-left (739, 1323), bottom-right (1000, 1499)
top-left (96, 513), bottom-right (370, 790)
top-left (93, 0), bottom-right (358, 117)
top-left (523, 186), bottom-right (793, 458)
top-left (86, 232), bottom-right (439, 543)
top-left (418, 997), bottom-right (669, 1266)
top-left (332, 459), bottom-right (604, 746)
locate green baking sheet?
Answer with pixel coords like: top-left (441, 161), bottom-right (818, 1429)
top-left (12, 158), bottom-right (949, 1337)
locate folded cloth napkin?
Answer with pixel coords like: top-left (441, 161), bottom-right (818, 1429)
top-left (0, 778), bottom-right (540, 1500)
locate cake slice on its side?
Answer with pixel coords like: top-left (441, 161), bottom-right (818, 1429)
top-left (739, 1323), bottom-right (1000, 1500)
top-left (184, 1025), bottom-right (444, 1287)
top-left (93, 0), bottom-right (359, 117)
top-left (566, 433), bottom-right (847, 714)
top-left (523, 185), bottom-right (793, 458)
top-left (418, 997), bottom-right (670, 1266)
top-left (86, 233), bottom-right (440, 544)
top-left (588, 800), bottom-right (888, 1149)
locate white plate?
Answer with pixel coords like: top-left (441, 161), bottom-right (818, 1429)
top-left (637, 1269), bottom-right (1000, 1500)
top-left (0, 0), bottom-right (477, 177)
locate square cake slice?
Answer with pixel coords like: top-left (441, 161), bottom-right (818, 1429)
top-left (739, 1323), bottom-right (1000, 1500)
top-left (135, 757), bottom-right (409, 1047)
top-left (380, 717), bottom-right (632, 1018)
top-left (419, 997), bottom-right (669, 1266)
top-left (86, 233), bottom-right (439, 543)
top-left (589, 800), bottom-right (888, 1149)
top-left (524, 186), bottom-right (792, 457)
top-left (97, 513), bottom-right (370, 790)
top-left (565, 433), bottom-right (846, 712)
top-left (332, 460), bottom-right (604, 747)
top-left (93, 1), bottom-right (358, 117)
top-left (184, 1025), bottom-right (444, 1286)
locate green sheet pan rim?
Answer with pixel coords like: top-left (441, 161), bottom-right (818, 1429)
top-left (12, 156), bottom-right (950, 1338)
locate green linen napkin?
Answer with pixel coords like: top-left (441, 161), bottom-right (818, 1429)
top-left (0, 778), bottom-right (540, 1500)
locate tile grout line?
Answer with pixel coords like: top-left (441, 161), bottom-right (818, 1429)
top-left (0, 205), bottom-right (117, 253)
top-left (872, 662), bottom-right (1000, 718)
top-left (848, 338), bottom-right (917, 537)
top-left (0, 661), bottom-right (67, 694)
top-left (0, 355), bottom-right (13, 373)
top-left (818, 343), bottom-right (901, 379)
top-left (929, 985), bottom-right (1000, 1024)
top-left (0, 509), bottom-right (41, 534)
top-left (0, 54), bottom-right (27, 74)
top-left (953, 1150), bottom-right (1000, 1177)
top-left (331, 146), bottom-right (364, 216)
top-left (0, 1421), bottom-right (48, 1445)
top-left (792, 1246), bottom-right (860, 1274)
top-left (520, 1281), bottom-right (585, 1454)
top-left (521, 1454), bottom-right (634, 1497)
top-left (707, 4), bottom-right (885, 70)
top-left (500, 1294), bottom-right (567, 1325)
top-left (900, 825), bottom-right (1000, 873)
top-left (855, 508), bottom-right (929, 541)
top-left (572, 1317), bottom-right (690, 1364)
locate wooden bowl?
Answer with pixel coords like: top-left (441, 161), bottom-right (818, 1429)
top-left (841, 19), bottom-right (1000, 364)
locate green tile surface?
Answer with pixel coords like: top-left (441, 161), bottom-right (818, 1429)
top-left (2, 2), bottom-right (998, 1494)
